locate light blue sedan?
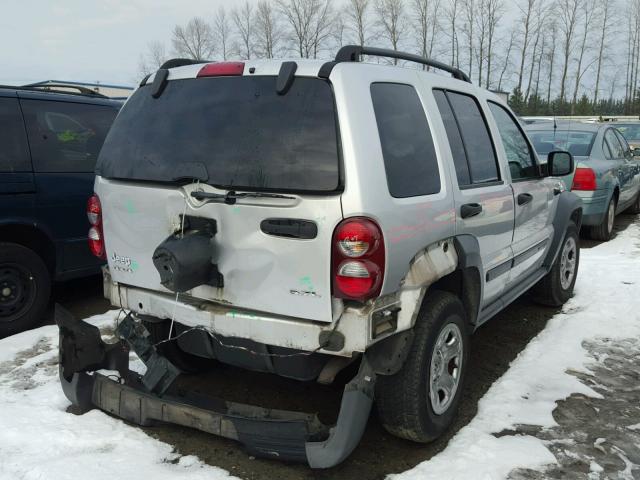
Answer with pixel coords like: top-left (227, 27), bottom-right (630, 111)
top-left (526, 122), bottom-right (640, 241)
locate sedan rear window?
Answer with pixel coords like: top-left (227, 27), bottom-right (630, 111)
top-left (97, 76), bottom-right (341, 193)
top-left (528, 130), bottom-right (596, 157)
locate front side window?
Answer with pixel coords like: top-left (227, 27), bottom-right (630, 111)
top-left (488, 102), bottom-right (538, 180)
top-left (0, 97), bottom-right (31, 172)
top-left (604, 129), bottom-right (624, 159)
top-left (22, 100), bottom-right (118, 173)
top-left (371, 83), bottom-right (440, 198)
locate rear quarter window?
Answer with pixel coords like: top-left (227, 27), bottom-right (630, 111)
top-left (21, 100), bottom-right (118, 173)
top-left (370, 83), bottom-right (440, 198)
top-left (0, 97), bottom-right (31, 172)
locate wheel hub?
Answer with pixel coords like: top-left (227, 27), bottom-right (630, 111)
top-left (429, 322), bottom-right (463, 415)
top-left (560, 236), bottom-right (577, 290)
top-left (0, 265), bottom-right (34, 322)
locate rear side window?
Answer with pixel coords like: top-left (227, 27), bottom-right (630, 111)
top-left (371, 83), bottom-right (440, 198)
top-left (604, 129), bottom-right (624, 159)
top-left (433, 89), bottom-right (499, 186)
top-left (21, 100), bottom-right (118, 173)
top-left (98, 76), bottom-right (340, 192)
top-left (0, 97), bottom-right (31, 172)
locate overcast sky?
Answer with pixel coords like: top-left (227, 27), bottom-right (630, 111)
top-left (0, 0), bottom-right (248, 87)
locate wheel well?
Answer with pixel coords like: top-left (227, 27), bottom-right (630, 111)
top-left (429, 267), bottom-right (481, 325)
top-left (613, 187), bottom-right (620, 204)
top-left (0, 224), bottom-right (55, 273)
top-left (570, 208), bottom-right (582, 229)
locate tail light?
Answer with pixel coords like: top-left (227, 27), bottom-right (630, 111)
top-left (332, 217), bottom-right (385, 302)
top-left (572, 167), bottom-right (597, 191)
top-left (197, 62), bottom-right (245, 77)
top-left (87, 194), bottom-right (106, 259)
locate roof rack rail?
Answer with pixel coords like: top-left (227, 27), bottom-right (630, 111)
top-left (159, 58), bottom-right (210, 70)
top-left (21, 83), bottom-right (109, 98)
top-left (324, 45), bottom-right (471, 83)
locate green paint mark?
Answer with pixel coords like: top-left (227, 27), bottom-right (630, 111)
top-left (231, 206), bottom-right (241, 214)
top-left (300, 275), bottom-right (315, 292)
top-left (130, 260), bottom-right (139, 272)
top-left (124, 199), bottom-right (137, 214)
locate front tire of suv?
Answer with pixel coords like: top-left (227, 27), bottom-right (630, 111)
top-left (376, 290), bottom-right (469, 443)
top-left (531, 223), bottom-right (580, 307)
top-left (0, 242), bottom-right (51, 337)
top-left (589, 197), bottom-right (616, 241)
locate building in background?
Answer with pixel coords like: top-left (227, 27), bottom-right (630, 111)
top-left (25, 80), bottom-right (134, 99)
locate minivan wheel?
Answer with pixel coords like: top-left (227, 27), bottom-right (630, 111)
top-left (376, 290), bottom-right (469, 443)
top-left (142, 317), bottom-right (216, 374)
top-left (0, 243), bottom-right (51, 337)
top-left (589, 197), bottom-right (616, 241)
top-left (531, 223), bottom-right (580, 307)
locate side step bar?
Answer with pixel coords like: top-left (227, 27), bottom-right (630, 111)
top-left (55, 305), bottom-right (375, 469)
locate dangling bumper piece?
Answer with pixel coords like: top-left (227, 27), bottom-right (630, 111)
top-left (54, 304), bottom-right (375, 469)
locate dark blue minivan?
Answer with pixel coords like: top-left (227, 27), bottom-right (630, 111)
top-left (0, 85), bottom-right (121, 336)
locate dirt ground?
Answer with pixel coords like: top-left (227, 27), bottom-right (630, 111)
top-left (47, 214), bottom-right (639, 480)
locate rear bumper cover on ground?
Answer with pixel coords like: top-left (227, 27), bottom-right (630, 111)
top-left (55, 305), bottom-right (375, 469)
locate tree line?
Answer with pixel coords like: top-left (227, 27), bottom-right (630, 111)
top-left (138, 0), bottom-right (640, 116)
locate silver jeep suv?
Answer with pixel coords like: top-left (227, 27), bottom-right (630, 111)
top-left (56, 46), bottom-right (582, 469)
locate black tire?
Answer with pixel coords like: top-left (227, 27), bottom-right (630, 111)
top-left (589, 197), bottom-right (616, 241)
top-left (376, 290), bottom-right (470, 443)
top-left (142, 317), bottom-right (215, 374)
top-left (626, 192), bottom-right (640, 214)
top-left (0, 242), bottom-right (51, 337)
top-left (531, 223), bottom-right (580, 307)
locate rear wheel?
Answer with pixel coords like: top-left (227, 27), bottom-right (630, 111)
top-left (531, 223), bottom-right (579, 307)
top-left (142, 317), bottom-right (216, 374)
top-left (376, 291), bottom-right (469, 442)
top-left (589, 197), bottom-right (616, 241)
top-left (0, 242), bottom-right (51, 337)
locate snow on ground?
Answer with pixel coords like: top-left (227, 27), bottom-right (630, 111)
top-left (0, 314), bottom-right (238, 480)
top-left (394, 217), bottom-right (640, 480)
top-left (0, 219), bottom-right (638, 480)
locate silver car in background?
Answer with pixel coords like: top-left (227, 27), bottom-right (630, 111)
top-left (527, 122), bottom-right (640, 240)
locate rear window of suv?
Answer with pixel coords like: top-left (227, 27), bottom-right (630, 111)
top-left (97, 76), bottom-right (341, 193)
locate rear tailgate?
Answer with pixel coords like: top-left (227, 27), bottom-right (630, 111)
top-left (94, 70), bottom-right (343, 323)
top-left (97, 178), bottom-right (341, 322)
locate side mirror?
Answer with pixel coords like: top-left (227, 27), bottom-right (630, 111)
top-left (547, 150), bottom-right (574, 177)
top-left (633, 148), bottom-right (640, 157)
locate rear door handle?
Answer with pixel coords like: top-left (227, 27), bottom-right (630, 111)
top-left (517, 193), bottom-right (533, 206)
top-left (460, 203), bottom-right (482, 219)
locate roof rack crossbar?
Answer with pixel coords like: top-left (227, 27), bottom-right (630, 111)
top-left (334, 45), bottom-right (471, 83)
top-left (21, 83), bottom-right (109, 98)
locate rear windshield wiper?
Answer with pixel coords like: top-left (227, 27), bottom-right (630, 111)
top-left (190, 190), bottom-right (295, 205)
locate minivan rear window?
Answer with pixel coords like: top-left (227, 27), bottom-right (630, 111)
top-left (97, 76), bottom-right (341, 193)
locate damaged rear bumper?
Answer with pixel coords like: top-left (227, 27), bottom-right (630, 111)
top-left (55, 305), bottom-right (375, 469)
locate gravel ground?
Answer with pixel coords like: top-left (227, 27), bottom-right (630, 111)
top-left (46, 214), bottom-right (639, 480)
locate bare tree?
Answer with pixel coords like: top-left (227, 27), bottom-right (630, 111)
top-left (571, 0), bottom-right (598, 109)
top-left (411, 0), bottom-right (442, 65)
top-left (593, 0), bottom-right (613, 104)
top-left (255, 0), bottom-right (280, 58)
top-left (557, 0), bottom-right (582, 102)
top-left (515, 0), bottom-right (541, 92)
top-left (374, 0), bottom-right (406, 61)
top-left (484, 0), bottom-right (504, 88)
top-left (345, 0), bottom-right (371, 46)
top-left (171, 17), bottom-right (215, 60)
top-left (213, 7), bottom-right (232, 60)
top-left (497, 28), bottom-right (516, 91)
top-left (524, 1), bottom-right (547, 101)
top-left (232, 1), bottom-right (255, 59)
top-left (277, 0), bottom-right (334, 58)
top-left (446, 0), bottom-right (461, 67)
top-left (545, 22), bottom-right (558, 104)
top-left (138, 41), bottom-right (168, 77)
top-left (462, 0), bottom-right (475, 78)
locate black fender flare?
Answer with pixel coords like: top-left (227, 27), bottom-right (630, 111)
top-left (544, 191), bottom-right (582, 269)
